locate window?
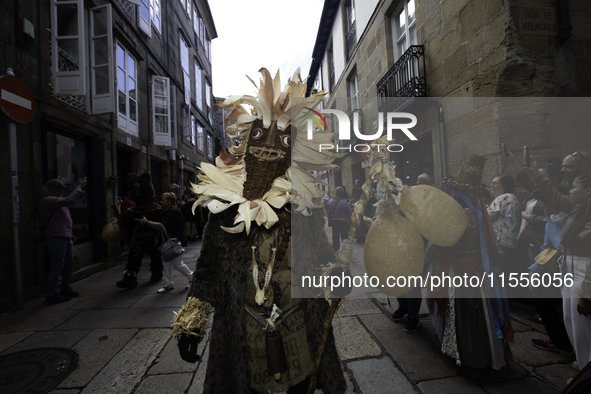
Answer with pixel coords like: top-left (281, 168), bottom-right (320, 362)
top-left (152, 76), bottom-right (171, 146)
top-left (197, 123), bottom-right (204, 151)
top-left (392, 0), bottom-right (416, 59)
top-left (193, 7), bottom-right (200, 44)
top-left (152, 0), bottom-right (161, 33)
top-left (345, 0), bottom-right (356, 60)
top-left (207, 134), bottom-right (213, 159)
top-left (327, 43), bottom-right (335, 92)
top-left (90, 5), bottom-right (114, 114)
top-left (139, 0), bottom-right (151, 37)
top-left (50, 0), bottom-right (87, 96)
top-left (180, 34), bottom-right (191, 105)
top-left (205, 81), bottom-right (212, 125)
top-left (190, 115), bottom-right (196, 145)
top-left (206, 36), bottom-right (211, 62)
top-left (116, 42), bottom-right (138, 135)
top-left (182, 107), bottom-right (192, 144)
top-left (199, 18), bottom-right (205, 46)
top-left (50, 1), bottom-right (114, 113)
top-left (194, 62), bottom-right (202, 111)
top-left (348, 72), bottom-right (358, 111)
top-left (186, 0), bottom-right (191, 19)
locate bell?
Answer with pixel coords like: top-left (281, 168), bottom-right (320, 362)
top-left (266, 331), bottom-right (287, 381)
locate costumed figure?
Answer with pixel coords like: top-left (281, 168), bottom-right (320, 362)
top-left (172, 68), bottom-right (347, 394)
top-left (116, 173), bottom-right (164, 288)
top-left (426, 155), bottom-right (514, 369)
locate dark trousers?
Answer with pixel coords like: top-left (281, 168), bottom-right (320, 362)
top-left (125, 237), bottom-right (163, 275)
top-left (45, 237), bottom-right (74, 297)
top-left (533, 294), bottom-right (573, 351)
top-left (397, 284), bottom-right (422, 319)
top-left (331, 220), bottom-right (350, 252)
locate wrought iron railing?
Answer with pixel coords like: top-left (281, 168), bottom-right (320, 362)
top-left (377, 45), bottom-right (427, 112)
top-left (346, 21), bottom-right (356, 61)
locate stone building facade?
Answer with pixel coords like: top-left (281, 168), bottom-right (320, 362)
top-left (307, 0), bottom-right (591, 194)
top-left (0, 0), bottom-right (219, 310)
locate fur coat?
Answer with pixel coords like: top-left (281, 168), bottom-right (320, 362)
top-left (187, 207), bottom-right (346, 394)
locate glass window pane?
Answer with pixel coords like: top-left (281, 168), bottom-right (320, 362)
top-left (127, 55), bottom-right (135, 78)
top-left (93, 8), bottom-right (107, 36)
top-left (154, 78), bottom-right (165, 96)
top-left (129, 99), bottom-right (137, 121)
top-left (94, 37), bottom-right (109, 65)
top-left (140, 0), bottom-right (149, 20)
top-left (118, 91), bottom-right (126, 114)
top-left (117, 68), bottom-right (126, 91)
top-left (155, 115), bottom-right (168, 134)
top-left (408, 0), bottom-right (415, 23)
top-left (155, 96), bottom-right (167, 114)
top-left (117, 44), bottom-right (125, 66)
top-left (57, 38), bottom-right (80, 71)
top-left (57, 5), bottom-right (78, 36)
top-left (95, 66), bottom-right (109, 94)
top-left (128, 77), bottom-right (136, 99)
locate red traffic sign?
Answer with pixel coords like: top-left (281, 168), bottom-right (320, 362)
top-left (0, 75), bottom-right (37, 124)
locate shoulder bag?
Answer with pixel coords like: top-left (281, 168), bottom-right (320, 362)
top-left (160, 224), bottom-right (185, 262)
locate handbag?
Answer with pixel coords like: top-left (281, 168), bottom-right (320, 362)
top-left (27, 207), bottom-right (55, 242)
top-left (535, 248), bottom-right (560, 274)
top-left (517, 225), bottom-right (544, 250)
top-left (159, 224), bottom-right (185, 262)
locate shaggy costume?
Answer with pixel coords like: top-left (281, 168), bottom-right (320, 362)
top-left (185, 207), bottom-right (345, 393)
top-left (117, 173), bottom-right (164, 288)
top-left (173, 69), bottom-right (346, 393)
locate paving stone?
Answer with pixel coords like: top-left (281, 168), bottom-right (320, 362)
top-left (48, 390), bottom-right (80, 394)
top-left (148, 336), bottom-right (199, 375)
top-left (358, 313), bottom-right (396, 331)
top-left (510, 332), bottom-right (575, 367)
top-left (0, 309), bottom-right (80, 332)
top-left (55, 308), bottom-right (176, 330)
top-left (25, 294), bottom-right (145, 311)
top-left (417, 376), bottom-right (486, 393)
top-left (534, 363), bottom-right (577, 392)
top-left (0, 330), bottom-right (90, 355)
top-left (57, 329), bottom-right (137, 388)
top-left (332, 317), bottom-right (381, 360)
top-left (373, 327), bottom-right (457, 382)
top-left (0, 331), bottom-right (34, 353)
top-left (482, 376), bottom-right (560, 393)
top-left (347, 357), bottom-right (414, 394)
top-left (511, 319), bottom-right (534, 333)
top-left (80, 329), bottom-right (170, 394)
top-left (131, 293), bottom-right (188, 309)
top-left (134, 373), bottom-right (193, 394)
top-left (338, 298), bottom-right (381, 317)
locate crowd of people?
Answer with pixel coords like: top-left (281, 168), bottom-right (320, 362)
top-left (38, 175), bottom-right (208, 305)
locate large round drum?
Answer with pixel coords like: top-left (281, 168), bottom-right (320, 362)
top-left (364, 208), bottom-right (424, 296)
top-left (400, 185), bottom-right (468, 247)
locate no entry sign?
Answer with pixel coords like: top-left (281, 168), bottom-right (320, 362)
top-left (0, 75), bottom-right (37, 124)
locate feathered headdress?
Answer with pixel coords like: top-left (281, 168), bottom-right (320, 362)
top-left (192, 68), bottom-right (341, 234)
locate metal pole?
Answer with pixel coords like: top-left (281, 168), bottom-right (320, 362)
top-left (9, 120), bottom-right (24, 309)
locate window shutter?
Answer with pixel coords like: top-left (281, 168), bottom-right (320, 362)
top-left (152, 76), bottom-right (171, 146)
top-left (50, 0), bottom-right (86, 96)
top-left (90, 4), bottom-right (114, 114)
top-left (139, 0), bottom-right (152, 38)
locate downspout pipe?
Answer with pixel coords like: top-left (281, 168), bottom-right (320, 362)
top-left (434, 101), bottom-right (447, 183)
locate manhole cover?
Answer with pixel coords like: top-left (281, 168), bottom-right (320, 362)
top-left (0, 348), bottom-right (78, 394)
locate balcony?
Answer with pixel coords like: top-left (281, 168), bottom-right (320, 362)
top-left (377, 45), bottom-right (427, 113)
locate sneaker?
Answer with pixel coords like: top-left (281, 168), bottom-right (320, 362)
top-left (116, 273), bottom-right (137, 289)
top-left (157, 286), bottom-right (174, 293)
top-left (392, 307), bottom-right (408, 321)
top-left (526, 313), bottom-right (543, 324)
top-left (44, 294), bottom-right (72, 305)
top-left (60, 287), bottom-right (79, 298)
top-left (404, 316), bottom-right (420, 333)
top-left (531, 338), bottom-right (572, 354)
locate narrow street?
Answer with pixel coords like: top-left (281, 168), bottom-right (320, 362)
top-left (0, 230), bottom-right (578, 394)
